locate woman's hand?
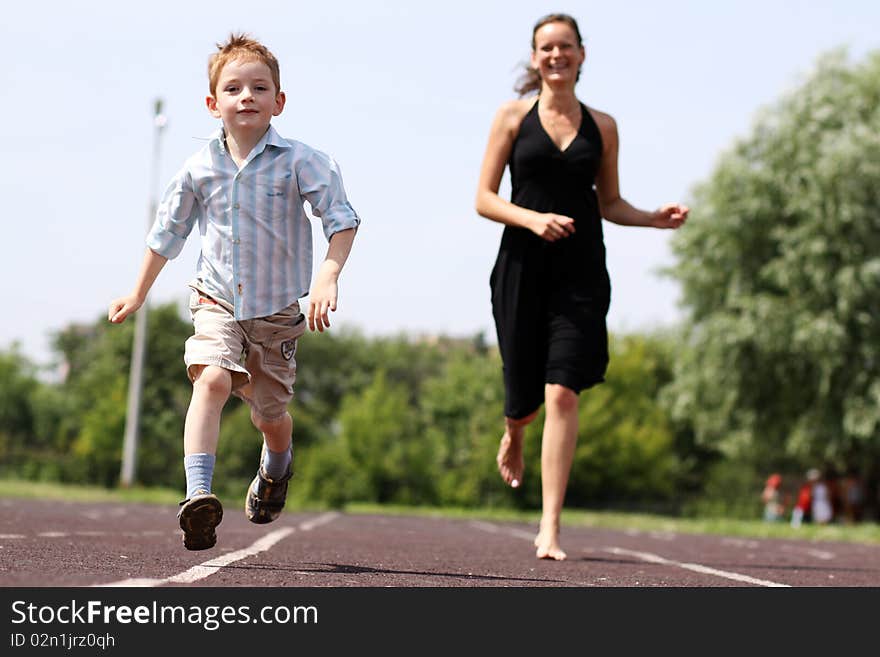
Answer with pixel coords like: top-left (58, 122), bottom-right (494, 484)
top-left (649, 203), bottom-right (689, 229)
top-left (529, 213), bottom-right (576, 241)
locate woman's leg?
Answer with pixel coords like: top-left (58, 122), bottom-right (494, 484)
top-left (535, 383), bottom-right (579, 560)
top-left (497, 410), bottom-right (539, 487)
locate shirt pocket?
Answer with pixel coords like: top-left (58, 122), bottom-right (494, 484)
top-left (259, 179), bottom-right (289, 199)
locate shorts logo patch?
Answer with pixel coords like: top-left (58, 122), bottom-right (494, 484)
top-left (280, 339), bottom-right (296, 361)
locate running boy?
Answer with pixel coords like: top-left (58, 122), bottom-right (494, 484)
top-left (108, 34), bottom-right (360, 550)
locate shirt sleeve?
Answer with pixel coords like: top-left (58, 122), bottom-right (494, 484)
top-left (296, 148), bottom-right (361, 241)
top-left (146, 166), bottom-right (199, 259)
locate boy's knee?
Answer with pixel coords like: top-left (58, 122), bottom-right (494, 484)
top-left (192, 365), bottom-right (233, 398)
top-left (251, 408), bottom-right (290, 434)
top-left (545, 384), bottom-right (578, 414)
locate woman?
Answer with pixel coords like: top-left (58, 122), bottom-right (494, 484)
top-left (475, 13), bottom-right (688, 560)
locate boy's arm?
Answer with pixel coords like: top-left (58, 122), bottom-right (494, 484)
top-left (108, 248), bottom-right (168, 323)
top-left (308, 227), bottom-right (356, 332)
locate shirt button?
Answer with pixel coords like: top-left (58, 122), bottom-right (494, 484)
top-left (233, 203), bottom-right (240, 209)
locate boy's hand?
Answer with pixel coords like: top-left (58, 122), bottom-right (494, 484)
top-left (108, 295), bottom-right (144, 324)
top-left (307, 272), bottom-right (338, 332)
top-left (308, 226), bottom-right (356, 332)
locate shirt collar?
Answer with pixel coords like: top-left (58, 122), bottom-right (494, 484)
top-left (210, 125), bottom-right (291, 157)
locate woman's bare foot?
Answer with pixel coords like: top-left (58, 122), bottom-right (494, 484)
top-left (496, 430), bottom-right (524, 488)
top-left (534, 522), bottom-right (566, 560)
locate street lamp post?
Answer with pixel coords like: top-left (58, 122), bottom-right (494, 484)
top-left (120, 99), bottom-right (167, 488)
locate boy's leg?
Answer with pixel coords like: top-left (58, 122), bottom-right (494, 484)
top-left (183, 364), bottom-right (233, 492)
top-left (244, 408), bottom-right (295, 524)
top-left (237, 302), bottom-right (305, 524)
top-left (252, 408), bottom-right (293, 479)
top-left (178, 293), bottom-right (250, 550)
top-left (177, 364), bottom-right (232, 551)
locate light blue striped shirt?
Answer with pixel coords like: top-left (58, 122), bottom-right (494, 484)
top-left (147, 125), bottom-right (360, 320)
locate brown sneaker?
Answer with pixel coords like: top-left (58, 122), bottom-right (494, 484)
top-left (177, 492), bottom-right (223, 550)
top-left (245, 466), bottom-right (292, 524)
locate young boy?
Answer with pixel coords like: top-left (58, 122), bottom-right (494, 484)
top-left (108, 34), bottom-right (360, 550)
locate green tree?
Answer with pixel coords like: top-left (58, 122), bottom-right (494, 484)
top-left (420, 349), bottom-right (508, 507)
top-left (0, 347), bottom-right (37, 472)
top-left (666, 50), bottom-right (880, 472)
top-left (297, 370), bottom-right (435, 506)
top-left (50, 303), bottom-right (193, 486)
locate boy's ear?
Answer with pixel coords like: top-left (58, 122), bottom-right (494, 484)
top-left (206, 95), bottom-right (221, 118)
top-left (273, 91), bottom-right (286, 117)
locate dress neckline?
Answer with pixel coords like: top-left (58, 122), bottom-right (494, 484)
top-left (534, 98), bottom-right (584, 154)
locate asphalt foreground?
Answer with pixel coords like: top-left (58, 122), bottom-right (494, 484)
top-left (1, 498), bottom-right (877, 652)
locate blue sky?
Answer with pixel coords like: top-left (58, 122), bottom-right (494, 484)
top-left (2, 1), bottom-right (879, 366)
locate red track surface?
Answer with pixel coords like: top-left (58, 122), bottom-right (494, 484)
top-left (1, 498), bottom-right (878, 587)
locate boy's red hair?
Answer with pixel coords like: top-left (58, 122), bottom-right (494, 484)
top-left (208, 33), bottom-right (281, 96)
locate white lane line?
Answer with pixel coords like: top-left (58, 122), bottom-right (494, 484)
top-left (38, 532), bottom-right (68, 538)
top-left (780, 544), bottom-right (835, 561)
top-left (606, 547), bottom-right (790, 587)
top-left (300, 511), bottom-right (340, 531)
top-left (721, 538), bottom-right (760, 549)
top-left (100, 528), bottom-right (294, 587)
top-left (470, 521), bottom-right (535, 541)
top-left (471, 521), bottom-right (791, 587)
top-left (98, 513), bottom-right (340, 587)
top-left (0, 534), bottom-right (25, 539)
top-left (165, 528), bottom-right (295, 584)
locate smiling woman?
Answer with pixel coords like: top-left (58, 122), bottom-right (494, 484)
top-left (474, 13), bottom-right (689, 561)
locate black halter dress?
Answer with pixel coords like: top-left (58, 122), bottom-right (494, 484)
top-left (490, 99), bottom-right (611, 419)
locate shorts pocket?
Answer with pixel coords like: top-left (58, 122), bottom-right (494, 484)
top-left (262, 314), bottom-right (306, 367)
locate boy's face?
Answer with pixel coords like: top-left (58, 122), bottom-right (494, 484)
top-left (206, 58), bottom-right (285, 136)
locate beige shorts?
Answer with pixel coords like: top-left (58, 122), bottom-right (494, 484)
top-left (183, 291), bottom-right (307, 420)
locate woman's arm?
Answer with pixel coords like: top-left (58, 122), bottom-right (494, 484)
top-left (593, 111), bottom-right (688, 229)
top-left (475, 99), bottom-right (577, 242)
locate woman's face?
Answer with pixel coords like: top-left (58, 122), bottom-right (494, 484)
top-left (530, 21), bottom-right (584, 87)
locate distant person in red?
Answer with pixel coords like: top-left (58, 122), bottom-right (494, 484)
top-left (761, 473), bottom-right (785, 522)
top-left (790, 475), bottom-right (812, 528)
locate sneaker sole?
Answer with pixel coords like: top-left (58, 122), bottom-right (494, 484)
top-left (179, 497), bottom-right (223, 550)
top-left (245, 474), bottom-right (285, 525)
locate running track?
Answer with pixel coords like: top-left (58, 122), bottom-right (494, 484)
top-left (1, 499), bottom-right (878, 587)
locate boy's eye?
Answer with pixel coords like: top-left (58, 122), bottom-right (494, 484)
top-left (225, 86), bottom-right (239, 93)
top-left (256, 86), bottom-right (267, 91)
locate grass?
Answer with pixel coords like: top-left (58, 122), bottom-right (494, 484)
top-left (2, 479), bottom-right (878, 545)
top-left (0, 479), bottom-right (181, 506)
top-left (345, 503), bottom-right (880, 545)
